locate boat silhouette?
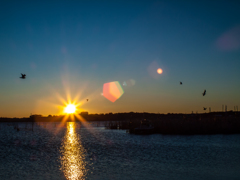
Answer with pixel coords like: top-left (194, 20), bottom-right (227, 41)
top-left (131, 119), bottom-right (155, 135)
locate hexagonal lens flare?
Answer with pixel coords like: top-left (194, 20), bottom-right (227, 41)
top-left (103, 81), bottom-right (124, 102)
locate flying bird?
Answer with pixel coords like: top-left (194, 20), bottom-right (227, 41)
top-left (202, 89), bottom-right (206, 96)
top-left (20, 73), bottom-right (26, 79)
top-left (203, 107), bottom-right (207, 110)
top-left (86, 99), bottom-right (88, 101)
top-left (180, 82), bottom-right (182, 85)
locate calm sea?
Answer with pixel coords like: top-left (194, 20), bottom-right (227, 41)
top-left (0, 122), bottom-right (240, 180)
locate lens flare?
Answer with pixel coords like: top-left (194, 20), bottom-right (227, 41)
top-left (103, 81), bottom-right (124, 102)
top-left (123, 79), bottom-right (136, 87)
top-left (157, 68), bottom-right (163, 74)
top-left (148, 61), bottom-right (163, 79)
top-left (216, 25), bottom-right (240, 51)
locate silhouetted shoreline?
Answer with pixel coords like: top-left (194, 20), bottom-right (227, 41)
top-left (1, 111), bottom-right (240, 135)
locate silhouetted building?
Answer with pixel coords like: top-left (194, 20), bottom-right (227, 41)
top-left (30, 114), bottom-right (42, 118)
top-left (80, 111), bottom-right (88, 116)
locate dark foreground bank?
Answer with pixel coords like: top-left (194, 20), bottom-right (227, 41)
top-left (1, 111), bottom-right (240, 135)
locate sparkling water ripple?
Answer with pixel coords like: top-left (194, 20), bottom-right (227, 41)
top-left (0, 122), bottom-right (240, 180)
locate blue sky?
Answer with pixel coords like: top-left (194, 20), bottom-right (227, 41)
top-left (0, 0), bottom-right (240, 117)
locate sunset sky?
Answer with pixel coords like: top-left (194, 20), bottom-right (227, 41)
top-left (0, 0), bottom-right (240, 117)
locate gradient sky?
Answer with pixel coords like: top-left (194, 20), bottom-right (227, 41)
top-left (0, 0), bottom-right (240, 117)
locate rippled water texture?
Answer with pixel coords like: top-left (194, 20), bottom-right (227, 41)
top-left (60, 122), bottom-right (87, 180)
top-left (0, 122), bottom-right (240, 180)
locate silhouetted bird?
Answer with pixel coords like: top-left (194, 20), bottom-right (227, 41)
top-left (203, 107), bottom-right (207, 110)
top-left (20, 73), bottom-right (26, 79)
top-left (180, 82), bottom-right (182, 85)
top-left (202, 89), bottom-right (206, 96)
top-left (86, 99), bottom-right (88, 101)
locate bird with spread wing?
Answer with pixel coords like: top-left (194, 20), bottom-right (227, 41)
top-left (20, 73), bottom-right (26, 79)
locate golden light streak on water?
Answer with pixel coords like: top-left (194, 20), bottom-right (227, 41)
top-left (60, 122), bottom-right (87, 180)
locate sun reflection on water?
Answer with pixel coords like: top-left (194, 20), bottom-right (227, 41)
top-left (60, 122), bottom-right (87, 180)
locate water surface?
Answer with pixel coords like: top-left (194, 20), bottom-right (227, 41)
top-left (0, 122), bottom-right (240, 180)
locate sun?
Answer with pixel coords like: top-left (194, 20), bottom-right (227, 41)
top-left (64, 104), bottom-right (76, 114)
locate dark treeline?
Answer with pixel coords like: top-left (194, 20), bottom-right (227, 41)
top-left (1, 111), bottom-right (240, 134)
top-left (104, 111), bottom-right (240, 134)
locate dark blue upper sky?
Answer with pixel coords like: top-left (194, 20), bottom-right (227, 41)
top-left (0, 0), bottom-right (240, 117)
